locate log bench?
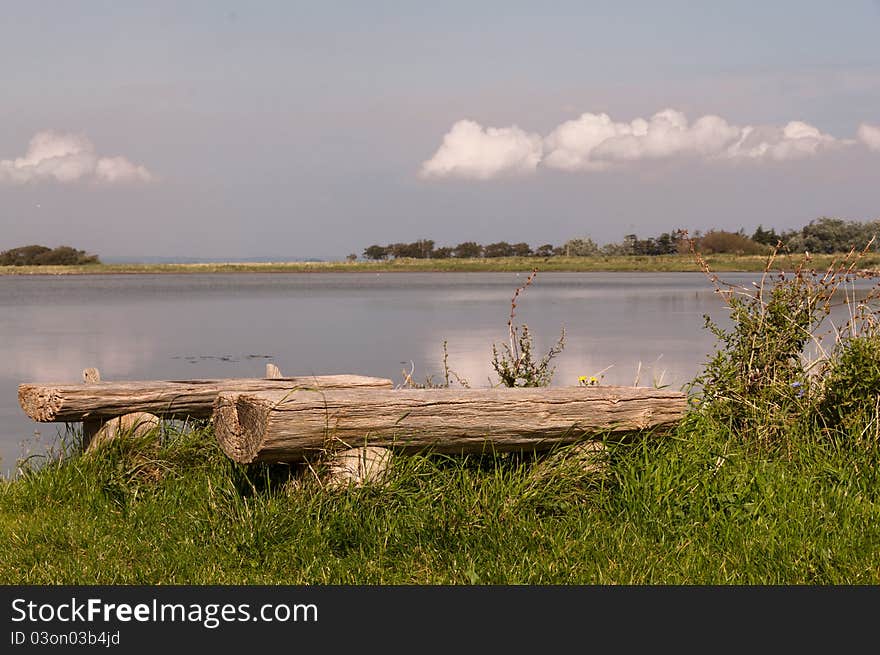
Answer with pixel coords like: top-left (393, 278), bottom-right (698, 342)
top-left (17, 367), bottom-right (688, 464)
top-left (213, 386), bottom-right (688, 464)
top-left (18, 365), bottom-right (394, 446)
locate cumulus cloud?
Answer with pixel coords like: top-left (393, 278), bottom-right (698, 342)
top-left (723, 121), bottom-right (842, 161)
top-left (543, 109), bottom-right (741, 171)
top-left (94, 156), bottom-right (153, 184)
top-left (858, 123), bottom-right (880, 151)
top-left (422, 109), bottom-right (856, 179)
top-left (419, 119), bottom-right (543, 180)
top-left (543, 109), bottom-right (844, 171)
top-left (0, 131), bottom-right (153, 185)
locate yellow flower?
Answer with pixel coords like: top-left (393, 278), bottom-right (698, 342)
top-left (578, 375), bottom-right (588, 385)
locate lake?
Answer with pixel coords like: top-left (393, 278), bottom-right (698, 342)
top-left (0, 270), bottom-right (860, 476)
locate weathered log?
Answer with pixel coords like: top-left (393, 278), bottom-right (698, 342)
top-left (18, 375), bottom-right (394, 423)
top-left (213, 386), bottom-right (687, 464)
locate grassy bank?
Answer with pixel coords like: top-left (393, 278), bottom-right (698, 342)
top-left (2, 252), bottom-right (879, 275)
top-left (1, 415), bottom-right (878, 584)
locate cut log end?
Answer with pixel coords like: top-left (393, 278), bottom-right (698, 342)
top-left (18, 384), bottom-right (62, 422)
top-left (214, 394), bottom-right (273, 464)
top-left (82, 368), bottom-right (101, 383)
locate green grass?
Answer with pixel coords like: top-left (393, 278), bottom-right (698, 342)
top-left (2, 252), bottom-right (879, 275)
top-left (2, 414), bottom-right (878, 584)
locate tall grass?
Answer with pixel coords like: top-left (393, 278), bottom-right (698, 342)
top-left (2, 416), bottom-right (878, 584)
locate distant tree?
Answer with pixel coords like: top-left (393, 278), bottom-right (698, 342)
top-left (453, 241), bottom-right (483, 258)
top-left (606, 232), bottom-right (685, 256)
top-left (697, 230), bottom-right (768, 255)
top-left (672, 228), bottom-right (691, 254)
top-left (600, 239), bottom-right (632, 256)
top-left (0, 244), bottom-right (99, 266)
top-left (386, 243), bottom-right (405, 258)
top-left (599, 243), bottom-right (620, 255)
top-left (751, 224), bottom-right (780, 246)
top-left (563, 238), bottom-right (600, 257)
top-left (0, 245), bottom-right (52, 265)
top-left (654, 230), bottom-right (685, 255)
top-left (35, 246), bottom-right (83, 265)
top-left (778, 228), bottom-right (800, 249)
top-left (598, 235), bottom-right (638, 256)
top-left (511, 242), bottom-right (533, 257)
top-left (346, 253), bottom-right (358, 262)
top-left (387, 240), bottom-right (435, 258)
top-left (785, 217), bottom-right (880, 254)
top-left (387, 242), bottom-right (416, 258)
top-left (534, 244), bottom-right (555, 258)
top-left (363, 244), bottom-right (388, 260)
top-left (432, 247), bottom-right (453, 259)
top-left (633, 237), bottom-right (659, 255)
top-left (483, 241), bottom-right (514, 258)
top-left (413, 239), bottom-right (435, 259)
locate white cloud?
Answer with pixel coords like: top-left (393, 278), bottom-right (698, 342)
top-left (723, 121), bottom-right (842, 161)
top-left (423, 109), bottom-right (856, 179)
top-left (0, 131), bottom-right (153, 185)
top-left (544, 109), bottom-right (844, 171)
top-left (419, 119), bottom-right (543, 180)
top-left (94, 156), bottom-right (153, 184)
top-left (858, 123), bottom-right (880, 151)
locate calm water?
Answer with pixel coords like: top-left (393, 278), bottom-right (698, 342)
top-left (0, 270), bottom-right (855, 475)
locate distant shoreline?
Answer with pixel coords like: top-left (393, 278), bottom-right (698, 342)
top-left (1, 253), bottom-right (878, 275)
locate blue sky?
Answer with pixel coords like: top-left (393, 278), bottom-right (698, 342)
top-left (1, 1), bottom-right (879, 259)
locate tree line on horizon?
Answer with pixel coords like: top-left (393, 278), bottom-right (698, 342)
top-left (359, 217), bottom-right (880, 260)
top-left (0, 244), bottom-right (101, 266)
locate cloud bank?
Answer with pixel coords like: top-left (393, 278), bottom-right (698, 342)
top-left (0, 131), bottom-right (153, 185)
top-left (422, 108), bottom-right (868, 179)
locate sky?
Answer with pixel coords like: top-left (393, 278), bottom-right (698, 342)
top-left (1, 1), bottom-right (879, 261)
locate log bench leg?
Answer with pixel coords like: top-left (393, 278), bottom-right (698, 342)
top-left (82, 419), bottom-right (101, 450)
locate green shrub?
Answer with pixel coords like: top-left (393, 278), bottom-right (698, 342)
top-left (687, 239), bottom-right (879, 446)
top-left (817, 331), bottom-right (880, 433)
top-left (697, 230), bottom-right (769, 255)
top-left (691, 268), bottom-right (818, 444)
